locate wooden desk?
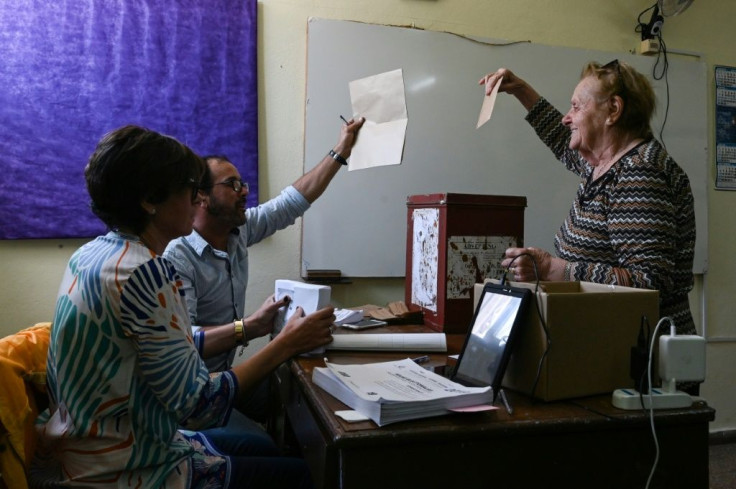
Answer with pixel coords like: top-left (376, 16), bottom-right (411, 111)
top-left (274, 326), bottom-right (715, 489)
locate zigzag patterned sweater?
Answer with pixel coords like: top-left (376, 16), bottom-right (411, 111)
top-left (526, 98), bottom-right (695, 334)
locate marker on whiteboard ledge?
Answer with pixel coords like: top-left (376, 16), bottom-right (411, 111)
top-left (340, 115), bottom-right (350, 125)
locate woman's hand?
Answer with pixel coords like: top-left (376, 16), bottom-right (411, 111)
top-left (501, 246), bottom-right (566, 282)
top-left (478, 68), bottom-right (541, 111)
top-left (278, 306), bottom-right (335, 357)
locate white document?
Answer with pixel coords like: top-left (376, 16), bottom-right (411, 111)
top-left (333, 308), bottom-right (364, 326)
top-left (327, 333), bottom-right (447, 352)
top-left (410, 208), bottom-right (439, 312)
top-left (335, 410), bottom-right (370, 423)
top-left (313, 358), bottom-right (493, 425)
top-left (348, 68), bottom-right (408, 171)
top-left (477, 76), bottom-right (501, 128)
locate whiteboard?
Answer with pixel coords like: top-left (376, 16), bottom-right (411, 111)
top-left (302, 19), bottom-right (708, 277)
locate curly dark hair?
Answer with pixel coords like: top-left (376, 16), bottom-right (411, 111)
top-left (85, 125), bottom-right (205, 234)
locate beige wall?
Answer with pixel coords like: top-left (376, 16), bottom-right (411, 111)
top-left (1, 0), bottom-right (733, 432)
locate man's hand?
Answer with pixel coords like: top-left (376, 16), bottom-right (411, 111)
top-left (293, 117), bottom-right (366, 204)
top-left (332, 117), bottom-right (365, 160)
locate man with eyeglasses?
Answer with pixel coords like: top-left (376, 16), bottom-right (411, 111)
top-left (163, 118), bottom-right (363, 455)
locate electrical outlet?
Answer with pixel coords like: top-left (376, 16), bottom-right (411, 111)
top-left (639, 39), bottom-right (659, 55)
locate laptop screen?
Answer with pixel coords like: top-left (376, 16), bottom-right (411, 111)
top-left (452, 282), bottom-right (531, 401)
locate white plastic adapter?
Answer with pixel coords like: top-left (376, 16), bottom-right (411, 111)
top-left (612, 328), bottom-right (706, 411)
top-left (658, 334), bottom-right (706, 383)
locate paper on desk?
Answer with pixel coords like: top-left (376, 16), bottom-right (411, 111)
top-left (449, 404), bottom-right (497, 413)
top-left (334, 308), bottom-right (364, 326)
top-left (348, 69), bottom-right (408, 171)
top-left (476, 76), bottom-right (501, 129)
top-left (327, 333), bottom-right (447, 352)
top-left (314, 358), bottom-right (493, 425)
top-left (335, 410), bottom-right (371, 422)
top-left (324, 358), bottom-right (490, 403)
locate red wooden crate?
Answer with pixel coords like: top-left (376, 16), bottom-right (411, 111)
top-left (405, 193), bottom-right (526, 333)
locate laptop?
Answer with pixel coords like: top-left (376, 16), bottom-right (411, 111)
top-left (452, 282), bottom-right (532, 404)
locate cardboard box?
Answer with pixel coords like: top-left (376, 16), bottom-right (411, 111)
top-left (405, 193), bottom-right (526, 334)
top-left (473, 280), bottom-right (659, 401)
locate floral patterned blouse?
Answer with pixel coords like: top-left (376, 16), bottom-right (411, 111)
top-left (31, 231), bottom-right (237, 488)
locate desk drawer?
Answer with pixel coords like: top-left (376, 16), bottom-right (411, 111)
top-left (276, 364), bottom-right (335, 489)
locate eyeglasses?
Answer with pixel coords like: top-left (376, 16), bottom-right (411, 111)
top-left (213, 179), bottom-right (249, 193)
top-left (602, 59), bottom-right (626, 99)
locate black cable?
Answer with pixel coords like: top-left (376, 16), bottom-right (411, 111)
top-left (502, 253), bottom-right (551, 401)
top-left (653, 33), bottom-right (670, 150)
top-left (567, 400), bottom-right (620, 421)
top-left (634, 3), bottom-right (657, 39)
top-left (634, 2), bottom-right (671, 149)
top-left (528, 298), bottom-right (551, 402)
top-left (637, 315), bottom-right (652, 410)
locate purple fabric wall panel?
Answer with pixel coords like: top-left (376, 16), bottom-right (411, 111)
top-left (0, 0), bottom-right (258, 239)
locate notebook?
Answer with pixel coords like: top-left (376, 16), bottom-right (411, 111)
top-left (451, 282), bottom-right (532, 403)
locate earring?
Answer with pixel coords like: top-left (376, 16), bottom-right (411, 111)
top-left (148, 208), bottom-right (156, 215)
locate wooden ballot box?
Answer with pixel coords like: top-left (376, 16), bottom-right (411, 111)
top-left (405, 193), bottom-right (526, 333)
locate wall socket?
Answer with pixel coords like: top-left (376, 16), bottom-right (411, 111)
top-left (639, 39), bottom-right (660, 55)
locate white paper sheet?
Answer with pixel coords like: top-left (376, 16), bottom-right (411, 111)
top-left (476, 77), bottom-right (501, 129)
top-left (348, 69), bottom-right (408, 170)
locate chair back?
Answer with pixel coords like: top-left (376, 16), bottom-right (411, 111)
top-left (0, 323), bottom-right (51, 489)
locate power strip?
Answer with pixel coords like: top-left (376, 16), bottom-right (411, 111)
top-left (612, 388), bottom-right (692, 410)
top-left (613, 329), bottom-right (705, 410)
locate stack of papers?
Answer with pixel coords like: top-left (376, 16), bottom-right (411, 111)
top-left (312, 358), bottom-right (493, 426)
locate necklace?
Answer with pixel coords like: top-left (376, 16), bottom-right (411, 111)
top-left (592, 162), bottom-right (611, 180)
top-left (591, 138), bottom-right (645, 180)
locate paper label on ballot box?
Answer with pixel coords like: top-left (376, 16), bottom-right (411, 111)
top-left (446, 235), bottom-right (516, 299)
top-left (410, 208), bottom-right (440, 312)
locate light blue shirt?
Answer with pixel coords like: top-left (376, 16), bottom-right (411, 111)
top-left (163, 186), bottom-right (310, 371)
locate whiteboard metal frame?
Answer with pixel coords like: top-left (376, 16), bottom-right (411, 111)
top-left (302, 19), bottom-right (708, 277)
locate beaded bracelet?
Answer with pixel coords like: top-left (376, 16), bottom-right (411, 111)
top-left (563, 261), bottom-right (572, 281)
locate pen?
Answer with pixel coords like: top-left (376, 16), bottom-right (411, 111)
top-left (340, 115), bottom-right (350, 125)
top-left (411, 355), bottom-right (430, 364)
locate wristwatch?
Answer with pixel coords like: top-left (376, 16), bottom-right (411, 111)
top-left (328, 149), bottom-right (348, 166)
